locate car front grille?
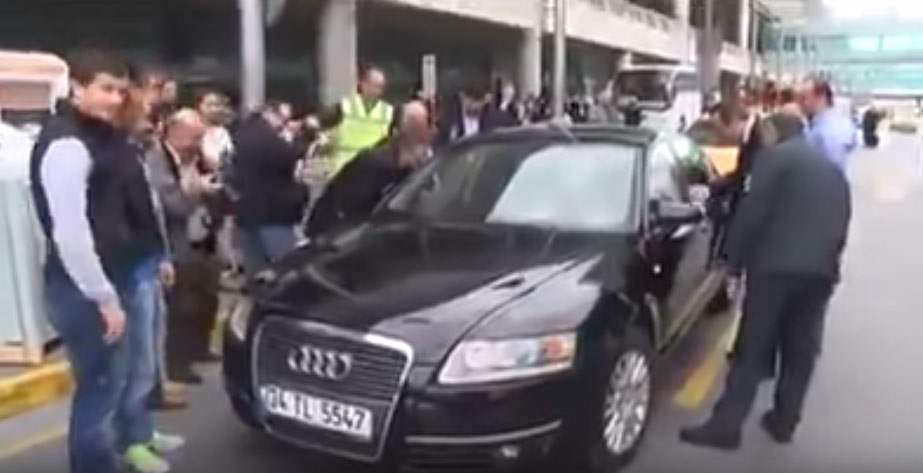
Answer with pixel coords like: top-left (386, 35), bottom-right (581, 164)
top-left (402, 444), bottom-right (498, 472)
top-left (253, 317), bottom-right (412, 462)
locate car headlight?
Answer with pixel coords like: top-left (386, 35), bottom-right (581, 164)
top-left (228, 296), bottom-right (254, 341)
top-left (438, 332), bottom-right (577, 385)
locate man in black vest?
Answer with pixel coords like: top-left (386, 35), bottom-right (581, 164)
top-left (29, 50), bottom-right (165, 473)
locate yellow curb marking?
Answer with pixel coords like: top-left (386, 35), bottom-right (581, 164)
top-left (0, 361), bottom-right (72, 421)
top-left (672, 315), bottom-right (738, 410)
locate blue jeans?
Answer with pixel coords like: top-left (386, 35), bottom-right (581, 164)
top-left (237, 225), bottom-right (296, 276)
top-left (116, 256), bottom-right (161, 448)
top-left (45, 265), bottom-right (128, 473)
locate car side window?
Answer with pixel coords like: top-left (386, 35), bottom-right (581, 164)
top-left (668, 135), bottom-right (712, 202)
top-left (648, 141), bottom-right (683, 203)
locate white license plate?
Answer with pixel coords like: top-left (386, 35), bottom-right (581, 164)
top-left (260, 385), bottom-right (373, 440)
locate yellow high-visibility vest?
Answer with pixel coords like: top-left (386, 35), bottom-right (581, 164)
top-left (329, 94), bottom-right (393, 176)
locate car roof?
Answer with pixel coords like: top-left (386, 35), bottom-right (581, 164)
top-left (454, 123), bottom-right (659, 149)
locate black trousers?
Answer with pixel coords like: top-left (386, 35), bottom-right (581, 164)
top-left (711, 273), bottom-right (834, 432)
top-left (164, 249), bottom-right (220, 378)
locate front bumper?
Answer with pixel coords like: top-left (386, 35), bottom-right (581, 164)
top-left (223, 331), bottom-right (584, 472)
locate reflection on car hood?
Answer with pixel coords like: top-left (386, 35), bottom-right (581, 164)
top-left (265, 222), bottom-right (622, 363)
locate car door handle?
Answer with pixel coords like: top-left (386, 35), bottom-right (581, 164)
top-left (671, 224), bottom-right (695, 239)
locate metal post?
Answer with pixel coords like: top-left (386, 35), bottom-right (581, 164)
top-left (748, 0), bottom-right (759, 79)
top-left (552, 0), bottom-right (567, 119)
top-left (238, 0), bottom-right (266, 112)
top-left (700, 0), bottom-right (717, 101)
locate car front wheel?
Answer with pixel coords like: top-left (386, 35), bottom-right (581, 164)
top-left (584, 326), bottom-right (654, 472)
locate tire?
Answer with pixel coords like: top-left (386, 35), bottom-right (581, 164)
top-left (229, 394), bottom-right (261, 430)
top-left (583, 326), bottom-right (655, 473)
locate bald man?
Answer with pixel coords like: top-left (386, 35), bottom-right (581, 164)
top-left (145, 108), bottom-right (222, 385)
top-left (306, 101), bottom-right (433, 238)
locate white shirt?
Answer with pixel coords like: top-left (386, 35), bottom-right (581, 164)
top-left (462, 115), bottom-right (480, 138)
top-left (202, 125), bottom-right (234, 170)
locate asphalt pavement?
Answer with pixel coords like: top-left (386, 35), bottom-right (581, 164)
top-left (3, 132), bottom-right (923, 473)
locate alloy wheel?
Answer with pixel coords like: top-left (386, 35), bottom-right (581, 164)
top-left (601, 350), bottom-right (652, 455)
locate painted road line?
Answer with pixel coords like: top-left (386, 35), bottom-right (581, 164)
top-left (673, 315), bottom-right (738, 410)
top-left (0, 425), bottom-right (67, 461)
top-left (0, 361), bottom-right (72, 421)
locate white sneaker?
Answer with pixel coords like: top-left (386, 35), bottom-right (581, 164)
top-left (150, 431), bottom-right (186, 453)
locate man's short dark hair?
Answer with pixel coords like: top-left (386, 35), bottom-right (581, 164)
top-left (66, 49), bottom-right (130, 86)
top-left (716, 100), bottom-right (747, 126)
top-left (779, 88), bottom-right (796, 105)
top-left (809, 78), bottom-right (834, 106)
top-left (359, 64), bottom-right (384, 82)
top-left (767, 112), bottom-right (805, 142)
top-left (194, 88), bottom-right (224, 107)
top-left (460, 79), bottom-right (489, 100)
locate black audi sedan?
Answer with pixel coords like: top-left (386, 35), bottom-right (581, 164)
top-left (223, 124), bottom-right (728, 472)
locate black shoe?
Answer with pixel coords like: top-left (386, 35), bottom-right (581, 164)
top-left (195, 352), bottom-right (222, 363)
top-left (679, 423), bottom-right (741, 451)
top-left (762, 366), bottom-right (777, 382)
top-left (760, 411), bottom-right (794, 444)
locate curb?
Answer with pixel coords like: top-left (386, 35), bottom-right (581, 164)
top-left (0, 362), bottom-right (72, 421)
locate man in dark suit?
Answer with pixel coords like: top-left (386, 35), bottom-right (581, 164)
top-left (231, 102), bottom-right (309, 274)
top-left (437, 81), bottom-right (515, 148)
top-left (680, 126), bottom-right (851, 450)
top-left (305, 101), bottom-right (432, 239)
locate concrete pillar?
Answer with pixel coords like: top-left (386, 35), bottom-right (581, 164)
top-left (518, 5), bottom-right (543, 98)
top-left (739, 0), bottom-right (752, 49)
top-left (238, 0), bottom-right (265, 112)
top-left (674, 0), bottom-right (693, 64)
top-left (318, 0), bottom-right (358, 106)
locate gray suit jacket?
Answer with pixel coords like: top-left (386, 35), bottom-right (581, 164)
top-left (725, 136), bottom-right (851, 280)
top-left (145, 142), bottom-right (203, 260)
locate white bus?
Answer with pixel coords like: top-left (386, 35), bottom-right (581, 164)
top-left (614, 64), bottom-right (701, 132)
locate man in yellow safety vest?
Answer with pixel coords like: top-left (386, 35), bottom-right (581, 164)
top-left (313, 65), bottom-right (396, 177)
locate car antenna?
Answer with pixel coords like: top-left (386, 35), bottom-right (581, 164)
top-left (546, 119), bottom-right (578, 143)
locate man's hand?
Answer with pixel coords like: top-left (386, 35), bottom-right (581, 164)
top-left (158, 261), bottom-right (176, 288)
top-left (725, 275), bottom-right (743, 303)
top-left (304, 115), bottom-right (320, 130)
top-left (98, 300), bottom-right (126, 343)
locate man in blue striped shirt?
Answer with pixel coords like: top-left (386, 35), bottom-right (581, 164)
top-left (800, 78), bottom-right (857, 173)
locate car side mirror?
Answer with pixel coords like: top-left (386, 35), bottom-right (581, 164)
top-left (649, 200), bottom-right (704, 227)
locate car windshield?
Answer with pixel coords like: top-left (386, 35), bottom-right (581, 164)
top-left (386, 141), bottom-right (640, 233)
top-left (615, 70), bottom-right (672, 104)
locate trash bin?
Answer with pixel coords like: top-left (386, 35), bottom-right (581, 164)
top-left (0, 122), bottom-right (53, 364)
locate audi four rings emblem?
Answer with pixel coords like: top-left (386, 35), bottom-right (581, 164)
top-left (287, 345), bottom-right (354, 381)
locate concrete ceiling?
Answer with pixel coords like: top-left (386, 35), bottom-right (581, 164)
top-left (761, 0), bottom-right (817, 24)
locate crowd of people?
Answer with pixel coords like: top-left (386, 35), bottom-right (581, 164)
top-left (680, 78), bottom-right (856, 450)
top-left (27, 41), bottom-right (862, 473)
top-left (32, 47), bottom-right (566, 473)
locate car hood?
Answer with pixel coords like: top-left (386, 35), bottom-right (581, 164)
top-left (262, 222), bottom-right (630, 364)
